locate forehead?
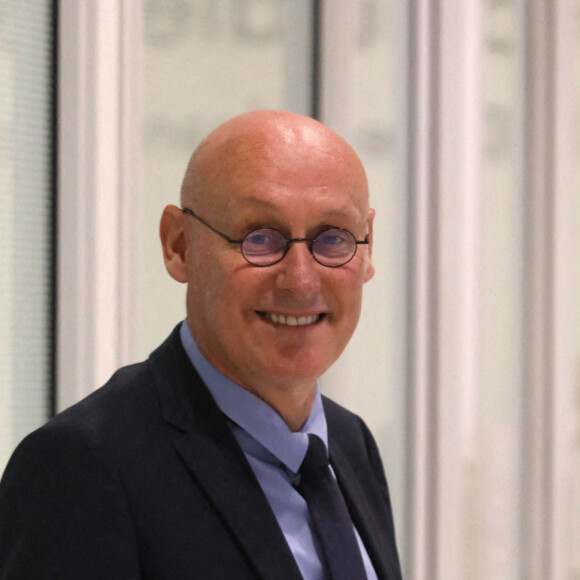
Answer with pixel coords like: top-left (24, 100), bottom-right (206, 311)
top-left (226, 193), bottom-right (364, 226)
top-left (198, 131), bottom-right (368, 224)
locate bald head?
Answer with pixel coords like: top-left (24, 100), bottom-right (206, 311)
top-left (180, 110), bottom-right (368, 212)
top-left (160, 109), bottom-right (374, 428)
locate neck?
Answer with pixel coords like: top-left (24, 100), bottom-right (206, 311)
top-left (234, 383), bottom-right (316, 431)
top-left (244, 380), bottom-right (317, 432)
top-left (188, 326), bottom-right (318, 431)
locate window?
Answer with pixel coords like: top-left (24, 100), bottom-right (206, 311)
top-left (0, 1), bottom-right (55, 471)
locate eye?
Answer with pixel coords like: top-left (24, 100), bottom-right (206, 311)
top-left (246, 232), bottom-right (269, 245)
top-left (318, 232), bottom-right (347, 245)
top-left (242, 228), bottom-right (286, 257)
top-left (314, 229), bottom-right (355, 259)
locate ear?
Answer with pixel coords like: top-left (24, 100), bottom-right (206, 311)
top-left (363, 208), bottom-right (375, 283)
top-left (160, 204), bottom-right (189, 283)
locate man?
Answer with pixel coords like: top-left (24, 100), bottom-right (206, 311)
top-left (0, 110), bottom-right (402, 579)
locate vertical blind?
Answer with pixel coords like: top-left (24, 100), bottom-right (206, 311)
top-left (0, 1), bottom-right (55, 472)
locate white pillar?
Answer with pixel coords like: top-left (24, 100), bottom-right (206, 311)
top-left (57, 0), bottom-right (142, 410)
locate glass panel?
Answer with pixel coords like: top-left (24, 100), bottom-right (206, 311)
top-left (0, 1), bottom-right (54, 472)
top-left (322, 0), bottom-right (408, 549)
top-left (470, 0), bottom-right (524, 577)
top-left (137, 0), bottom-right (315, 358)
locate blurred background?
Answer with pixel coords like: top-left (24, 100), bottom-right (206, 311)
top-left (1, 1), bottom-right (580, 578)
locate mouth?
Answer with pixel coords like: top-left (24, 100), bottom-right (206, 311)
top-left (258, 312), bottom-right (326, 327)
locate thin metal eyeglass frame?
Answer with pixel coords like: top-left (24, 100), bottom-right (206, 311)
top-left (181, 207), bottom-right (370, 268)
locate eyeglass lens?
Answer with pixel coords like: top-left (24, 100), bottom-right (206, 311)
top-left (242, 228), bottom-right (357, 267)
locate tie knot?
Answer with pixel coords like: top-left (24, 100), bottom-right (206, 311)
top-left (299, 434), bottom-right (329, 475)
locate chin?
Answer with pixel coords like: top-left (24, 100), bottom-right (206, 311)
top-left (266, 357), bottom-right (334, 385)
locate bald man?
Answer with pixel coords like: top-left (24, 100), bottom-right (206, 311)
top-left (0, 111), bottom-right (402, 579)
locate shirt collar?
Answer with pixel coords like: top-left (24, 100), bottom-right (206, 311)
top-left (179, 320), bottom-right (328, 474)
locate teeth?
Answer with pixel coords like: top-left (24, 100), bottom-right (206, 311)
top-left (267, 313), bottom-right (319, 326)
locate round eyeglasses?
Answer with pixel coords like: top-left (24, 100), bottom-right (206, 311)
top-left (182, 207), bottom-right (370, 268)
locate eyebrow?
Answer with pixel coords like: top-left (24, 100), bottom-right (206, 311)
top-left (232, 196), bottom-right (279, 211)
top-left (232, 195), bottom-right (363, 222)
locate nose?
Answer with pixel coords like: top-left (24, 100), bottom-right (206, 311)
top-left (275, 240), bottom-right (321, 298)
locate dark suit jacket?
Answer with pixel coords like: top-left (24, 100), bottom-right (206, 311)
top-left (0, 327), bottom-right (402, 579)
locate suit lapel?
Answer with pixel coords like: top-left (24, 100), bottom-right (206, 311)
top-left (174, 430), bottom-right (303, 580)
top-left (149, 328), bottom-right (303, 580)
top-left (330, 440), bottom-right (402, 580)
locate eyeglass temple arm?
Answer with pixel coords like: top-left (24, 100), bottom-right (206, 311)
top-left (181, 207), bottom-right (243, 244)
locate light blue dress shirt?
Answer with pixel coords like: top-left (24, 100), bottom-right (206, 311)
top-left (180, 321), bottom-right (377, 580)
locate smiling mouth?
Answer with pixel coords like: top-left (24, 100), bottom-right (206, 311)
top-left (258, 312), bottom-right (326, 327)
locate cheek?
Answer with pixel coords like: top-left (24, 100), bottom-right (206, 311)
top-left (189, 257), bottom-right (253, 323)
top-left (330, 266), bottom-right (366, 308)
top-left (187, 254), bottom-right (226, 318)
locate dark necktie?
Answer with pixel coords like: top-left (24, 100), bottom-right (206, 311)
top-left (298, 434), bottom-right (368, 580)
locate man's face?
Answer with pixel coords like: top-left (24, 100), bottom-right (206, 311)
top-left (178, 119), bottom-right (374, 399)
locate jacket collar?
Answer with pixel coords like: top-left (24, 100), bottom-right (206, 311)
top-left (324, 396), bottom-right (402, 580)
top-left (147, 326), bottom-right (303, 580)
